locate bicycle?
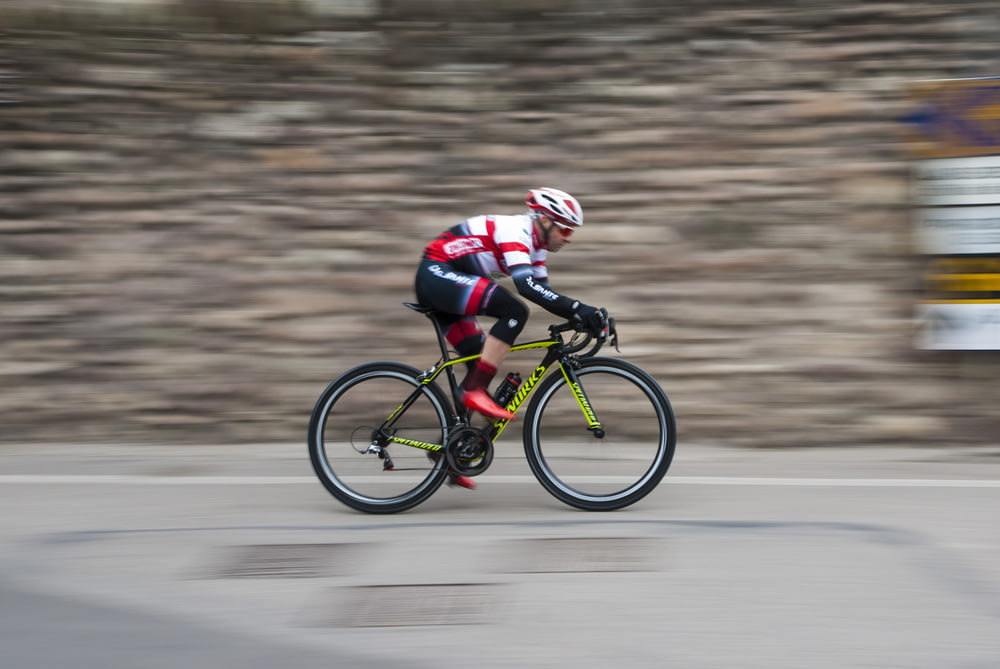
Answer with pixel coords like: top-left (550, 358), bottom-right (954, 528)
top-left (308, 303), bottom-right (676, 514)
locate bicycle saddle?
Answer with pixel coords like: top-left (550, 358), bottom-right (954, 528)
top-left (404, 302), bottom-right (436, 314)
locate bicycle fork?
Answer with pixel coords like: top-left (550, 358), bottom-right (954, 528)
top-left (560, 363), bottom-right (606, 439)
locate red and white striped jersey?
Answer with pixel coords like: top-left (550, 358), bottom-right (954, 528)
top-left (423, 214), bottom-right (548, 282)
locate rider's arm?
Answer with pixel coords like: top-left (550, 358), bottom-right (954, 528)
top-left (532, 266), bottom-right (552, 291)
top-left (509, 264), bottom-right (579, 319)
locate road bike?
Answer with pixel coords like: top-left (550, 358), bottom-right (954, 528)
top-left (308, 303), bottom-right (676, 513)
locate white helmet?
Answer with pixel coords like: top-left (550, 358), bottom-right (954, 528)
top-left (525, 187), bottom-right (583, 229)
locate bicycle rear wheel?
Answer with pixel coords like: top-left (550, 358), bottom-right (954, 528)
top-left (523, 357), bottom-right (676, 511)
top-left (308, 362), bottom-right (451, 514)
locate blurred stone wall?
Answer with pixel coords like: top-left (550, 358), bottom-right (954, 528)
top-left (3, 0), bottom-right (1000, 447)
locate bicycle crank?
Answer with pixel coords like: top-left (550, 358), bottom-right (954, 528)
top-left (445, 426), bottom-right (494, 477)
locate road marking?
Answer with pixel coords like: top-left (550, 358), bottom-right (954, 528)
top-left (1, 475), bottom-right (1000, 488)
top-left (672, 476), bottom-right (1000, 488)
top-left (0, 475), bottom-right (313, 485)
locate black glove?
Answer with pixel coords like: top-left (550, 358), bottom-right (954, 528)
top-left (575, 304), bottom-right (608, 339)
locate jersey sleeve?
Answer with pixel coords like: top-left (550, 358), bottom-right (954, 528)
top-left (509, 264), bottom-right (578, 319)
top-left (532, 254), bottom-right (549, 284)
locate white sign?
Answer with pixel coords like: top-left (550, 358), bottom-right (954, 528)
top-left (913, 155), bottom-right (1000, 206)
top-left (914, 206), bottom-right (1000, 255)
top-left (917, 302), bottom-right (1000, 350)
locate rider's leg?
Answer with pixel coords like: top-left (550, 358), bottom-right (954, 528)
top-left (460, 335), bottom-right (508, 391)
top-left (438, 315), bottom-right (484, 372)
top-left (414, 260), bottom-right (524, 420)
top-left (457, 287), bottom-right (527, 419)
top-left (479, 334), bottom-right (509, 370)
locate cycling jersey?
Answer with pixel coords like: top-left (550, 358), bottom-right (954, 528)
top-left (424, 214), bottom-right (545, 279)
top-left (422, 214), bottom-right (578, 319)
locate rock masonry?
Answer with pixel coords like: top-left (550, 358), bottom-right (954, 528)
top-left (3, 0), bottom-right (1000, 447)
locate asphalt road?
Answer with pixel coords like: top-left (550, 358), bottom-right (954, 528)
top-left (2, 442), bottom-right (999, 669)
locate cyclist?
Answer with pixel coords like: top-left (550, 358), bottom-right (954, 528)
top-left (414, 187), bottom-right (608, 429)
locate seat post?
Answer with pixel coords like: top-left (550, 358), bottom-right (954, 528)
top-left (426, 312), bottom-right (454, 362)
top-left (403, 302), bottom-right (452, 359)
top-left (403, 303), bottom-right (466, 411)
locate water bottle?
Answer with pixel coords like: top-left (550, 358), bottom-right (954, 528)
top-left (493, 372), bottom-right (522, 408)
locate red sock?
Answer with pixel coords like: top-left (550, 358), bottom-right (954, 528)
top-left (461, 359), bottom-right (497, 392)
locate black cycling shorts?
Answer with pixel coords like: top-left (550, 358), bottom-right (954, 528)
top-left (414, 259), bottom-right (528, 345)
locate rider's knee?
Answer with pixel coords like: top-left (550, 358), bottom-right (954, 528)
top-left (484, 289), bottom-right (528, 344)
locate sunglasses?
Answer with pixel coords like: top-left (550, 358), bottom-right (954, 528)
top-left (547, 218), bottom-right (575, 237)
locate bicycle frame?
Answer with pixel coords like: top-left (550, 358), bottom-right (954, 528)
top-left (373, 332), bottom-right (602, 455)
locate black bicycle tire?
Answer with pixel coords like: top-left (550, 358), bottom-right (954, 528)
top-left (521, 357), bottom-right (676, 511)
top-left (308, 361), bottom-right (452, 514)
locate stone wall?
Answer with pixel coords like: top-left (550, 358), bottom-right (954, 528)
top-left (3, 0), bottom-right (1000, 447)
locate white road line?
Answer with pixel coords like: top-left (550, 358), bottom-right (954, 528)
top-left (672, 476), bottom-right (1000, 488)
top-left (1, 475), bottom-right (1000, 488)
top-left (0, 475), bottom-right (313, 485)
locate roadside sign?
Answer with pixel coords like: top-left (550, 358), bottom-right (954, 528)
top-left (906, 78), bottom-right (1000, 349)
top-left (903, 77), bottom-right (1000, 159)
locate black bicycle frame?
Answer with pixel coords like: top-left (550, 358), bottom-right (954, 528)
top-left (374, 332), bottom-right (601, 454)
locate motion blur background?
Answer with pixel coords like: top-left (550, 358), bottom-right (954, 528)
top-left (3, 0), bottom-right (999, 449)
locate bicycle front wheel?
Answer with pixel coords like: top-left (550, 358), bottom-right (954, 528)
top-left (308, 362), bottom-right (452, 514)
top-left (523, 357), bottom-right (676, 511)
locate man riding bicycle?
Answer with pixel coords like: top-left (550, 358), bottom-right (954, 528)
top-left (414, 187), bottom-right (608, 430)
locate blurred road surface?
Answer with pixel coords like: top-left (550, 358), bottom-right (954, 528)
top-left (2, 442), bottom-right (1000, 669)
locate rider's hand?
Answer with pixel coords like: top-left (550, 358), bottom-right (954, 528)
top-left (575, 304), bottom-right (608, 339)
